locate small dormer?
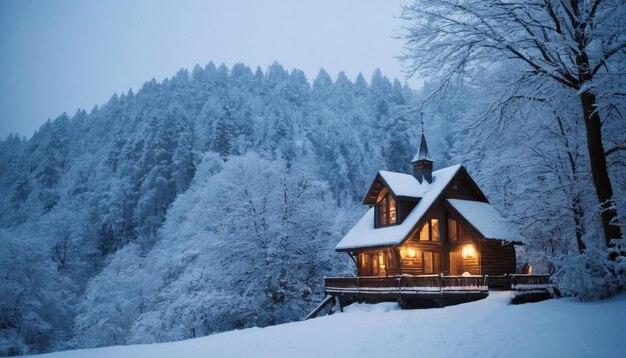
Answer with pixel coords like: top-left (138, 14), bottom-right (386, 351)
top-left (363, 171), bottom-right (421, 228)
top-left (375, 188), bottom-right (397, 227)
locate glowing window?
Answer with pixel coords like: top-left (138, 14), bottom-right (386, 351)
top-left (423, 252), bottom-right (433, 273)
top-left (431, 219), bottom-right (439, 241)
top-left (377, 193), bottom-right (397, 227)
top-left (419, 222), bottom-right (429, 241)
top-left (448, 219), bottom-right (458, 241)
top-left (380, 196), bottom-right (388, 225)
top-left (389, 196), bottom-right (396, 224)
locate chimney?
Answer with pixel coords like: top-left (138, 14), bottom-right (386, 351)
top-left (411, 132), bottom-right (433, 184)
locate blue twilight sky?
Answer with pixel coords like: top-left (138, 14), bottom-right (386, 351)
top-left (0, 0), bottom-right (417, 139)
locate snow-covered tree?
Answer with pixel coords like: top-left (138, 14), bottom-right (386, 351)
top-left (400, 0), bottom-right (626, 247)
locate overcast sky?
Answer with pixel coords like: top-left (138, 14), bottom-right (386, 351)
top-left (0, 0), bottom-right (417, 139)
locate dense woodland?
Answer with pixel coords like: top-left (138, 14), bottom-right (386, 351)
top-left (0, 63), bottom-right (416, 354)
top-left (1, 3), bottom-right (625, 354)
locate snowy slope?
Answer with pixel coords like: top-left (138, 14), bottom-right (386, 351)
top-left (30, 292), bottom-right (626, 358)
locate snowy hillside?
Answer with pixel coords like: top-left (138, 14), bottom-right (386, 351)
top-left (29, 292), bottom-right (626, 358)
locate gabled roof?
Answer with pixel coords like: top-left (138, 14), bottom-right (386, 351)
top-left (378, 171), bottom-right (423, 198)
top-left (336, 164), bottom-right (462, 251)
top-left (446, 199), bottom-right (524, 243)
top-left (362, 171), bottom-right (424, 205)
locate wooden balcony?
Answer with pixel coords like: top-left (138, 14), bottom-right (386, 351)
top-left (324, 274), bottom-right (553, 308)
top-left (509, 274), bottom-right (553, 303)
top-left (510, 274), bottom-right (551, 290)
top-left (324, 275), bottom-right (488, 307)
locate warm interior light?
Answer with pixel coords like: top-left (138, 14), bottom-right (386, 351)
top-left (400, 247), bottom-right (417, 259)
top-left (462, 245), bottom-right (475, 259)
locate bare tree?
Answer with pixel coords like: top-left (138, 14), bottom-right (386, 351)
top-left (400, 0), bottom-right (625, 249)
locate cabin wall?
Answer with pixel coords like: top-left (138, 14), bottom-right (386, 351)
top-left (447, 244), bottom-right (480, 275)
top-left (480, 239), bottom-right (517, 275)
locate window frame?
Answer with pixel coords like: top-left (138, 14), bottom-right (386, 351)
top-left (422, 251), bottom-right (441, 274)
top-left (448, 218), bottom-right (458, 242)
top-left (418, 219), bottom-right (441, 242)
top-left (376, 191), bottom-right (398, 228)
top-left (431, 218), bottom-right (439, 241)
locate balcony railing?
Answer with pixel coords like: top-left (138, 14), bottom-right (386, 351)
top-left (324, 274), bottom-right (488, 296)
top-left (510, 274), bottom-right (552, 291)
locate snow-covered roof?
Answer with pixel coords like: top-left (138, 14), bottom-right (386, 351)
top-left (378, 171), bottom-right (422, 198)
top-left (336, 164), bottom-right (462, 251)
top-left (447, 199), bottom-right (523, 242)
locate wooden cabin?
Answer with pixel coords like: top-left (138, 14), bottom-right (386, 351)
top-left (334, 132), bottom-right (521, 280)
top-left (309, 130), bottom-right (548, 315)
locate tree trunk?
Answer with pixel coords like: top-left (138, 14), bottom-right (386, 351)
top-left (572, 194), bottom-right (586, 253)
top-left (580, 91), bottom-right (622, 248)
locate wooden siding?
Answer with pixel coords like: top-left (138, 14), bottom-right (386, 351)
top-left (448, 247), bottom-right (480, 274)
top-left (480, 239), bottom-right (517, 275)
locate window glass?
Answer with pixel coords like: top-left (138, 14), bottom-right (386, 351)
top-left (389, 196), bottom-right (397, 224)
top-left (380, 196), bottom-right (387, 226)
top-left (423, 252), bottom-right (433, 273)
top-left (431, 219), bottom-right (439, 241)
top-left (419, 222), bottom-right (429, 241)
top-left (378, 252), bottom-right (386, 276)
top-left (448, 219), bottom-right (458, 241)
top-left (434, 252), bottom-right (441, 273)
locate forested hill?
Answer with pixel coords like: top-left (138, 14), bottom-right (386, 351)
top-left (0, 62), bottom-right (418, 355)
top-left (2, 59), bottom-right (624, 356)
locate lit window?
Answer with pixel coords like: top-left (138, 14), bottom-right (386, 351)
top-left (377, 192), bottom-right (397, 227)
top-left (423, 251), bottom-right (442, 273)
top-left (431, 219), bottom-right (439, 241)
top-left (448, 219), bottom-right (457, 241)
top-left (419, 222), bottom-right (429, 241)
top-left (380, 196), bottom-right (388, 225)
top-left (423, 252), bottom-right (433, 273)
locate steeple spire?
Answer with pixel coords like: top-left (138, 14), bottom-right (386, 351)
top-left (411, 112), bottom-right (433, 184)
top-left (412, 112), bottom-right (431, 162)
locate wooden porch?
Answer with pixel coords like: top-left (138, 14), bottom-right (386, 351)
top-left (509, 274), bottom-right (553, 304)
top-left (323, 274), bottom-right (552, 308)
top-left (325, 274), bottom-right (489, 308)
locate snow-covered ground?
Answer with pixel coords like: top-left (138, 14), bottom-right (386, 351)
top-left (31, 292), bottom-right (626, 358)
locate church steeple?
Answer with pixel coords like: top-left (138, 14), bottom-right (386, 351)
top-left (411, 113), bottom-right (433, 184)
top-left (413, 132), bottom-right (430, 162)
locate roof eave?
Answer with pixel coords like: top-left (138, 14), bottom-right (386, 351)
top-left (335, 242), bottom-right (400, 252)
